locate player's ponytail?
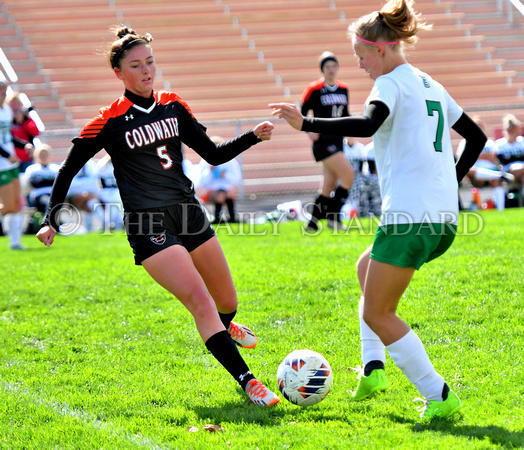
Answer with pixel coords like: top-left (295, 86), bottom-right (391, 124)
top-left (348, 0), bottom-right (431, 47)
top-left (107, 25), bottom-right (153, 69)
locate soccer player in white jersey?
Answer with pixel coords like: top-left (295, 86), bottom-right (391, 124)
top-left (271, 0), bottom-right (487, 420)
top-left (0, 80), bottom-right (25, 250)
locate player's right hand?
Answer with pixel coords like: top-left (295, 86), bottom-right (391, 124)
top-left (36, 225), bottom-right (57, 247)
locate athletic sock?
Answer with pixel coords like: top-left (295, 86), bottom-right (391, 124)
top-left (205, 330), bottom-right (255, 390)
top-left (214, 203), bottom-right (223, 222)
top-left (493, 186), bottom-right (505, 211)
top-left (309, 194), bottom-right (330, 226)
top-left (330, 186), bottom-right (349, 221)
top-left (386, 329), bottom-right (445, 401)
top-left (218, 310), bottom-right (236, 329)
top-left (364, 360), bottom-right (385, 376)
top-left (359, 297), bottom-right (386, 370)
top-left (225, 198), bottom-right (236, 222)
top-left (5, 213), bottom-right (23, 247)
top-left (87, 198), bottom-right (107, 228)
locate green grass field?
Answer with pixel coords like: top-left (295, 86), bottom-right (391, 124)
top-left (1, 209), bottom-right (523, 449)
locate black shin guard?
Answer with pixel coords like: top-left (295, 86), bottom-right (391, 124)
top-left (205, 330), bottom-right (255, 390)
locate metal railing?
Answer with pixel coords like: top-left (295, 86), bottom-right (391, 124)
top-left (497, 0), bottom-right (524, 25)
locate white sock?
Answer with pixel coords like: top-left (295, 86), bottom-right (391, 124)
top-left (86, 198), bottom-right (106, 226)
top-left (474, 167), bottom-right (505, 181)
top-left (359, 297), bottom-right (386, 367)
top-left (5, 213), bottom-right (23, 246)
top-left (386, 329), bottom-right (445, 401)
top-left (493, 186), bottom-right (505, 211)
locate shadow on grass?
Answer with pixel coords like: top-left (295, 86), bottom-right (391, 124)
top-left (388, 414), bottom-right (524, 448)
top-left (193, 389), bottom-right (343, 425)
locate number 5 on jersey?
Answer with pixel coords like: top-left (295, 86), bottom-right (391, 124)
top-left (157, 145), bottom-right (174, 169)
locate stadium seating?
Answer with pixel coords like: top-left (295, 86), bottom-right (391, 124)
top-left (0, 0), bottom-right (523, 197)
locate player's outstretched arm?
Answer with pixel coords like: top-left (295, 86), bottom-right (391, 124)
top-left (269, 103), bottom-right (304, 131)
top-left (36, 225), bottom-right (57, 247)
top-left (253, 121), bottom-right (274, 141)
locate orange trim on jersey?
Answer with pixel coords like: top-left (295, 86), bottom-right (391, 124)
top-left (79, 91), bottom-right (195, 139)
top-left (155, 90), bottom-right (195, 118)
top-left (300, 78), bottom-right (349, 103)
top-left (301, 78), bottom-right (325, 103)
top-left (79, 95), bottom-right (133, 139)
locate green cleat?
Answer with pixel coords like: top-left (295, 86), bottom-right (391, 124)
top-left (351, 367), bottom-right (389, 401)
top-left (414, 390), bottom-right (463, 420)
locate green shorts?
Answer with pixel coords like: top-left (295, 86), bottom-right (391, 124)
top-left (0, 167), bottom-right (20, 187)
top-left (371, 222), bottom-right (457, 270)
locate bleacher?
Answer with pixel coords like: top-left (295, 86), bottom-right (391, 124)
top-left (1, 0), bottom-right (523, 199)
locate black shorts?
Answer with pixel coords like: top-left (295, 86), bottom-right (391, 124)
top-left (125, 199), bottom-right (216, 265)
top-left (312, 143), bottom-right (343, 162)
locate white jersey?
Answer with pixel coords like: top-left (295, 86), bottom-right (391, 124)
top-left (25, 162), bottom-right (60, 201)
top-left (343, 140), bottom-right (366, 173)
top-left (494, 135), bottom-right (524, 167)
top-left (0, 103), bottom-right (16, 171)
top-left (366, 64), bottom-right (463, 225)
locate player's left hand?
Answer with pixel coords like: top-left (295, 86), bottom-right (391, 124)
top-left (254, 121), bottom-right (274, 141)
top-left (269, 103), bottom-right (304, 131)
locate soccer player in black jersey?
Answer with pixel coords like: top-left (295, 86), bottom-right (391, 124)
top-left (300, 51), bottom-right (355, 232)
top-left (37, 26), bottom-right (279, 407)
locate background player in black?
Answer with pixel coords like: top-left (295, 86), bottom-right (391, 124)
top-left (36, 26), bottom-right (280, 407)
top-left (301, 52), bottom-right (355, 231)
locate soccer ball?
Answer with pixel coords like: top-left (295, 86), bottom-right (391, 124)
top-left (276, 349), bottom-right (333, 406)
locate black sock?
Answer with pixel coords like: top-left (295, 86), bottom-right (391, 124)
top-left (441, 382), bottom-right (450, 401)
top-left (329, 186), bottom-right (349, 221)
top-left (225, 198), bottom-right (236, 222)
top-left (309, 194), bottom-right (330, 224)
top-left (364, 360), bottom-right (385, 376)
top-left (218, 310), bottom-right (236, 329)
top-left (214, 203), bottom-right (223, 221)
top-left (205, 330), bottom-right (255, 390)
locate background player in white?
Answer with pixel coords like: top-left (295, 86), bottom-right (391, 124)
top-left (494, 114), bottom-right (524, 204)
top-left (37, 26), bottom-right (279, 407)
top-left (456, 116), bottom-right (514, 210)
top-left (271, 0), bottom-right (487, 420)
top-left (25, 144), bottom-right (60, 214)
top-left (0, 79), bottom-right (25, 250)
top-left (97, 154), bottom-right (124, 231)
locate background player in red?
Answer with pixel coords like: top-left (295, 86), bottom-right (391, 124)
top-left (301, 51), bottom-right (354, 231)
top-left (36, 26), bottom-right (279, 407)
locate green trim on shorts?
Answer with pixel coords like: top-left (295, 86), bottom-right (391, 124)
top-left (0, 167), bottom-right (20, 187)
top-left (371, 222), bottom-right (458, 270)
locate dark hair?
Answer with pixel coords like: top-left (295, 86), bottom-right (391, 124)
top-left (348, 0), bottom-right (431, 46)
top-left (107, 25), bottom-right (153, 69)
top-left (319, 51), bottom-right (339, 72)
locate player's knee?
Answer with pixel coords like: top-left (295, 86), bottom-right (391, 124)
top-left (183, 289), bottom-right (214, 318)
top-left (216, 294), bottom-right (238, 313)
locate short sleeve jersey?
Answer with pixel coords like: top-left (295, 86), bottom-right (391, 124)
top-left (76, 91), bottom-right (204, 211)
top-left (301, 79), bottom-right (349, 151)
top-left (365, 64), bottom-right (463, 225)
top-left (0, 103), bottom-right (16, 171)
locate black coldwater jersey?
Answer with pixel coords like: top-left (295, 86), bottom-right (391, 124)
top-left (42, 89), bottom-right (260, 230)
top-left (301, 79), bottom-right (350, 152)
